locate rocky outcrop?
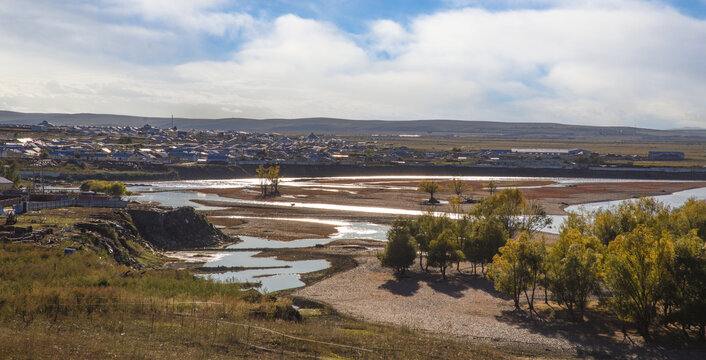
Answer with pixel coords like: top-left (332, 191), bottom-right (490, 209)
top-left (127, 206), bottom-right (229, 250)
top-left (74, 218), bottom-right (149, 268)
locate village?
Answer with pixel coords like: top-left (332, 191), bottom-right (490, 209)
top-left (0, 121), bottom-right (689, 170)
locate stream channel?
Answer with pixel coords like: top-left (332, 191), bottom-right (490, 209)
top-left (126, 176), bottom-right (706, 292)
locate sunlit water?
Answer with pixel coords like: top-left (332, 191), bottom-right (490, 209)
top-left (197, 250), bottom-right (329, 293)
top-left (129, 176), bottom-right (706, 291)
top-left (195, 220), bottom-right (386, 292)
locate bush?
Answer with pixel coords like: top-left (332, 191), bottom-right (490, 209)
top-left (80, 180), bottom-right (130, 197)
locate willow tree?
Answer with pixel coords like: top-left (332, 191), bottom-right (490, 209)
top-left (603, 226), bottom-right (674, 338)
top-left (488, 232), bottom-right (546, 312)
top-left (473, 189), bottom-right (550, 238)
top-left (446, 178), bottom-right (470, 199)
top-left (427, 228), bottom-right (464, 280)
top-left (546, 229), bottom-right (604, 321)
top-left (255, 164), bottom-right (281, 197)
top-left (417, 180), bottom-right (441, 204)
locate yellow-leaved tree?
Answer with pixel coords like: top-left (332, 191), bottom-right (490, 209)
top-left (603, 226), bottom-right (674, 339)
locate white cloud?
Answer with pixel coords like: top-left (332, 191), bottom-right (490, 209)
top-left (0, 1), bottom-right (705, 128)
top-left (100, 0), bottom-right (258, 36)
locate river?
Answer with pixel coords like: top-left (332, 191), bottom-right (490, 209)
top-left (126, 176), bottom-right (706, 292)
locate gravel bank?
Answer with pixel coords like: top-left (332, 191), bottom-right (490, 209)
top-left (295, 253), bottom-right (577, 354)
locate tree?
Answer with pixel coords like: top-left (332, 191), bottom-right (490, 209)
top-left (463, 217), bottom-right (507, 276)
top-left (667, 230), bottom-right (706, 341)
top-left (488, 233), bottom-right (528, 309)
top-left (592, 197), bottom-right (670, 244)
top-left (0, 161), bottom-right (21, 188)
top-left (255, 165), bottom-right (281, 197)
top-left (488, 232), bottom-right (545, 311)
top-left (80, 180), bottom-right (129, 197)
top-left (448, 195), bottom-right (464, 215)
top-left (486, 180), bottom-right (496, 195)
top-left (415, 213), bottom-right (451, 272)
top-left (546, 229), bottom-right (604, 321)
top-left (417, 180), bottom-right (441, 204)
top-left (427, 228), bottom-right (464, 280)
top-left (670, 199), bottom-right (706, 240)
top-left (267, 165), bottom-right (281, 196)
top-left (473, 189), bottom-right (550, 238)
top-left (603, 226), bottom-right (674, 338)
top-left (446, 178), bottom-right (470, 199)
top-left (559, 212), bottom-right (592, 236)
top-left (378, 218), bottom-right (418, 275)
top-left (519, 235), bottom-right (546, 315)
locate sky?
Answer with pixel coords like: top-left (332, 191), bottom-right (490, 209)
top-left (1, 0), bottom-right (705, 129)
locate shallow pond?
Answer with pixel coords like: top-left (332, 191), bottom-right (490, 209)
top-left (197, 250), bottom-right (330, 293)
top-left (195, 219), bottom-right (386, 292)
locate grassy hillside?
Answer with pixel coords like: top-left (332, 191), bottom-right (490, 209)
top-left (0, 208), bottom-right (522, 359)
top-left (2, 110), bottom-right (705, 140)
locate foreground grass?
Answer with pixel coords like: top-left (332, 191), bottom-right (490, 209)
top-left (0, 240), bottom-right (521, 359)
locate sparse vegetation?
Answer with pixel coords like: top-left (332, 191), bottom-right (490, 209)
top-left (255, 164), bottom-right (281, 197)
top-left (80, 179), bottom-right (130, 197)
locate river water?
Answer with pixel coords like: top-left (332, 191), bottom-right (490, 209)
top-left (126, 176), bottom-right (706, 292)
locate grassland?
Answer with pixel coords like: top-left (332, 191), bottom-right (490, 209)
top-left (0, 208), bottom-right (524, 359)
top-left (345, 136), bottom-right (706, 166)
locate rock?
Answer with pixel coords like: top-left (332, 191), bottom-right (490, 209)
top-left (127, 206), bottom-right (229, 250)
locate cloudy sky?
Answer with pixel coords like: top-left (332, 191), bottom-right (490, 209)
top-left (1, 0), bottom-right (705, 129)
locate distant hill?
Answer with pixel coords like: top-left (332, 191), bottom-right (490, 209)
top-left (1, 110), bottom-right (705, 141)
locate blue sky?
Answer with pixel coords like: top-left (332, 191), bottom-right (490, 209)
top-left (0, 0), bottom-right (705, 129)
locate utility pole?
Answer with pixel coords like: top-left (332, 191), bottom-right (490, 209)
top-left (40, 159), bottom-right (44, 193)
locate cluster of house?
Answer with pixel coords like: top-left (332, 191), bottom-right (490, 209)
top-left (0, 122), bottom-right (688, 166)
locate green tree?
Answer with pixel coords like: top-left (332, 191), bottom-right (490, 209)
top-left (0, 161), bottom-right (21, 188)
top-left (427, 228), bottom-right (464, 280)
top-left (107, 182), bottom-right (128, 197)
top-left (667, 230), bottom-right (706, 341)
top-left (417, 180), bottom-right (441, 204)
top-left (463, 217), bottom-right (507, 276)
top-left (546, 229), bottom-right (604, 321)
top-left (378, 218), bottom-right (418, 275)
top-left (592, 198), bottom-right (670, 244)
top-left (414, 214), bottom-right (433, 271)
top-left (80, 180), bottom-right (129, 197)
top-left (414, 213), bottom-right (450, 272)
top-left (603, 226), bottom-right (674, 338)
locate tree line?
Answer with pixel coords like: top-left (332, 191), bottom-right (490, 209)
top-left (379, 181), bottom-right (706, 341)
top-left (379, 187), bottom-right (549, 279)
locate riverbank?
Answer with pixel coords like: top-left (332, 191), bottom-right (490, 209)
top-left (34, 162), bottom-right (706, 183)
top-left (172, 163), bottom-right (706, 181)
top-left (294, 251), bottom-right (705, 359)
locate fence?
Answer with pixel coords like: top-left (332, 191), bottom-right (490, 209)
top-left (25, 198), bottom-right (127, 211)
